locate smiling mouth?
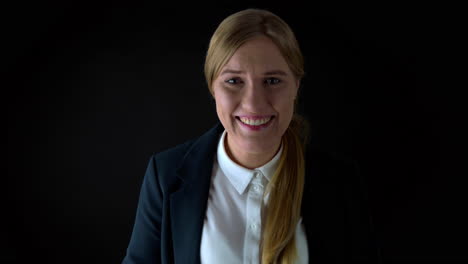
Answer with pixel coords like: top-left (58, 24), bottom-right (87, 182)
top-left (235, 116), bottom-right (275, 126)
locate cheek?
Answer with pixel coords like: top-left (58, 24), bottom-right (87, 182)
top-left (280, 103), bottom-right (295, 120)
top-left (275, 98), bottom-right (295, 129)
top-left (274, 92), bottom-right (295, 113)
top-left (214, 89), bottom-right (236, 119)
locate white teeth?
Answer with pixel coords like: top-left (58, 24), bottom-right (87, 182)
top-left (239, 116), bottom-right (272, 126)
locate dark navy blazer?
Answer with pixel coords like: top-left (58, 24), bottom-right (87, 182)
top-left (122, 122), bottom-right (382, 263)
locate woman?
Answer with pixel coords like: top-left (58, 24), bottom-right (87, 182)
top-left (122, 8), bottom-right (381, 264)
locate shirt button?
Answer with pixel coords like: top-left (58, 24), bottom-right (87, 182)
top-left (251, 223), bottom-right (258, 231)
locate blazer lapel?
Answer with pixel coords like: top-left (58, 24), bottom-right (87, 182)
top-left (169, 122), bottom-right (224, 264)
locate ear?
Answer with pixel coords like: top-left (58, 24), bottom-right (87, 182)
top-left (295, 79), bottom-right (301, 99)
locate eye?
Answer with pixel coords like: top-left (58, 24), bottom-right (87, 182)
top-left (225, 78), bottom-right (242, 85)
top-left (265, 77), bottom-right (281, 85)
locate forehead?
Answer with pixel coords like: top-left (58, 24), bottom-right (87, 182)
top-left (223, 36), bottom-right (291, 74)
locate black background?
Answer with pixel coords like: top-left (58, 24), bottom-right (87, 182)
top-left (5, 1), bottom-right (466, 263)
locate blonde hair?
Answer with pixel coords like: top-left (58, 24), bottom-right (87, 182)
top-left (204, 8), bottom-right (309, 264)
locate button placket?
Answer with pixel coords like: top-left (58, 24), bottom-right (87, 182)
top-left (243, 169), bottom-right (265, 263)
top-left (253, 185), bottom-right (261, 193)
top-left (250, 223), bottom-right (258, 231)
top-left (250, 171), bottom-right (265, 197)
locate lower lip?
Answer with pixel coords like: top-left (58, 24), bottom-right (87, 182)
top-left (236, 117), bottom-right (274, 131)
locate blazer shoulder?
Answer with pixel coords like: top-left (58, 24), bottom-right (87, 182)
top-left (140, 138), bottom-right (197, 194)
top-left (151, 138), bottom-right (197, 168)
top-left (151, 122), bottom-right (223, 168)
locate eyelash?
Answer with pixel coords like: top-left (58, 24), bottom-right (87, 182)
top-left (224, 77), bottom-right (281, 86)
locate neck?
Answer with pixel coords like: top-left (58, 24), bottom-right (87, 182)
top-left (225, 133), bottom-right (281, 169)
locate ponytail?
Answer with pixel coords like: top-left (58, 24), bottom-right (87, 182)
top-left (261, 114), bottom-right (310, 263)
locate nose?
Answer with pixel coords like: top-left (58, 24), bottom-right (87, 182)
top-left (241, 80), bottom-right (270, 113)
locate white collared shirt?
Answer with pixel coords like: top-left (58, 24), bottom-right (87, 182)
top-left (200, 130), bottom-right (308, 264)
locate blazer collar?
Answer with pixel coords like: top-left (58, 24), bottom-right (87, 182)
top-left (175, 122), bottom-right (224, 182)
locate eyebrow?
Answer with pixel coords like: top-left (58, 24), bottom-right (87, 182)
top-left (220, 69), bottom-right (288, 76)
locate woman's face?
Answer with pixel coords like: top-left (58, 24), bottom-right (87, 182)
top-left (212, 36), bottom-right (299, 155)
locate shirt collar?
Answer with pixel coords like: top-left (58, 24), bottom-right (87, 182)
top-left (216, 130), bottom-right (283, 195)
